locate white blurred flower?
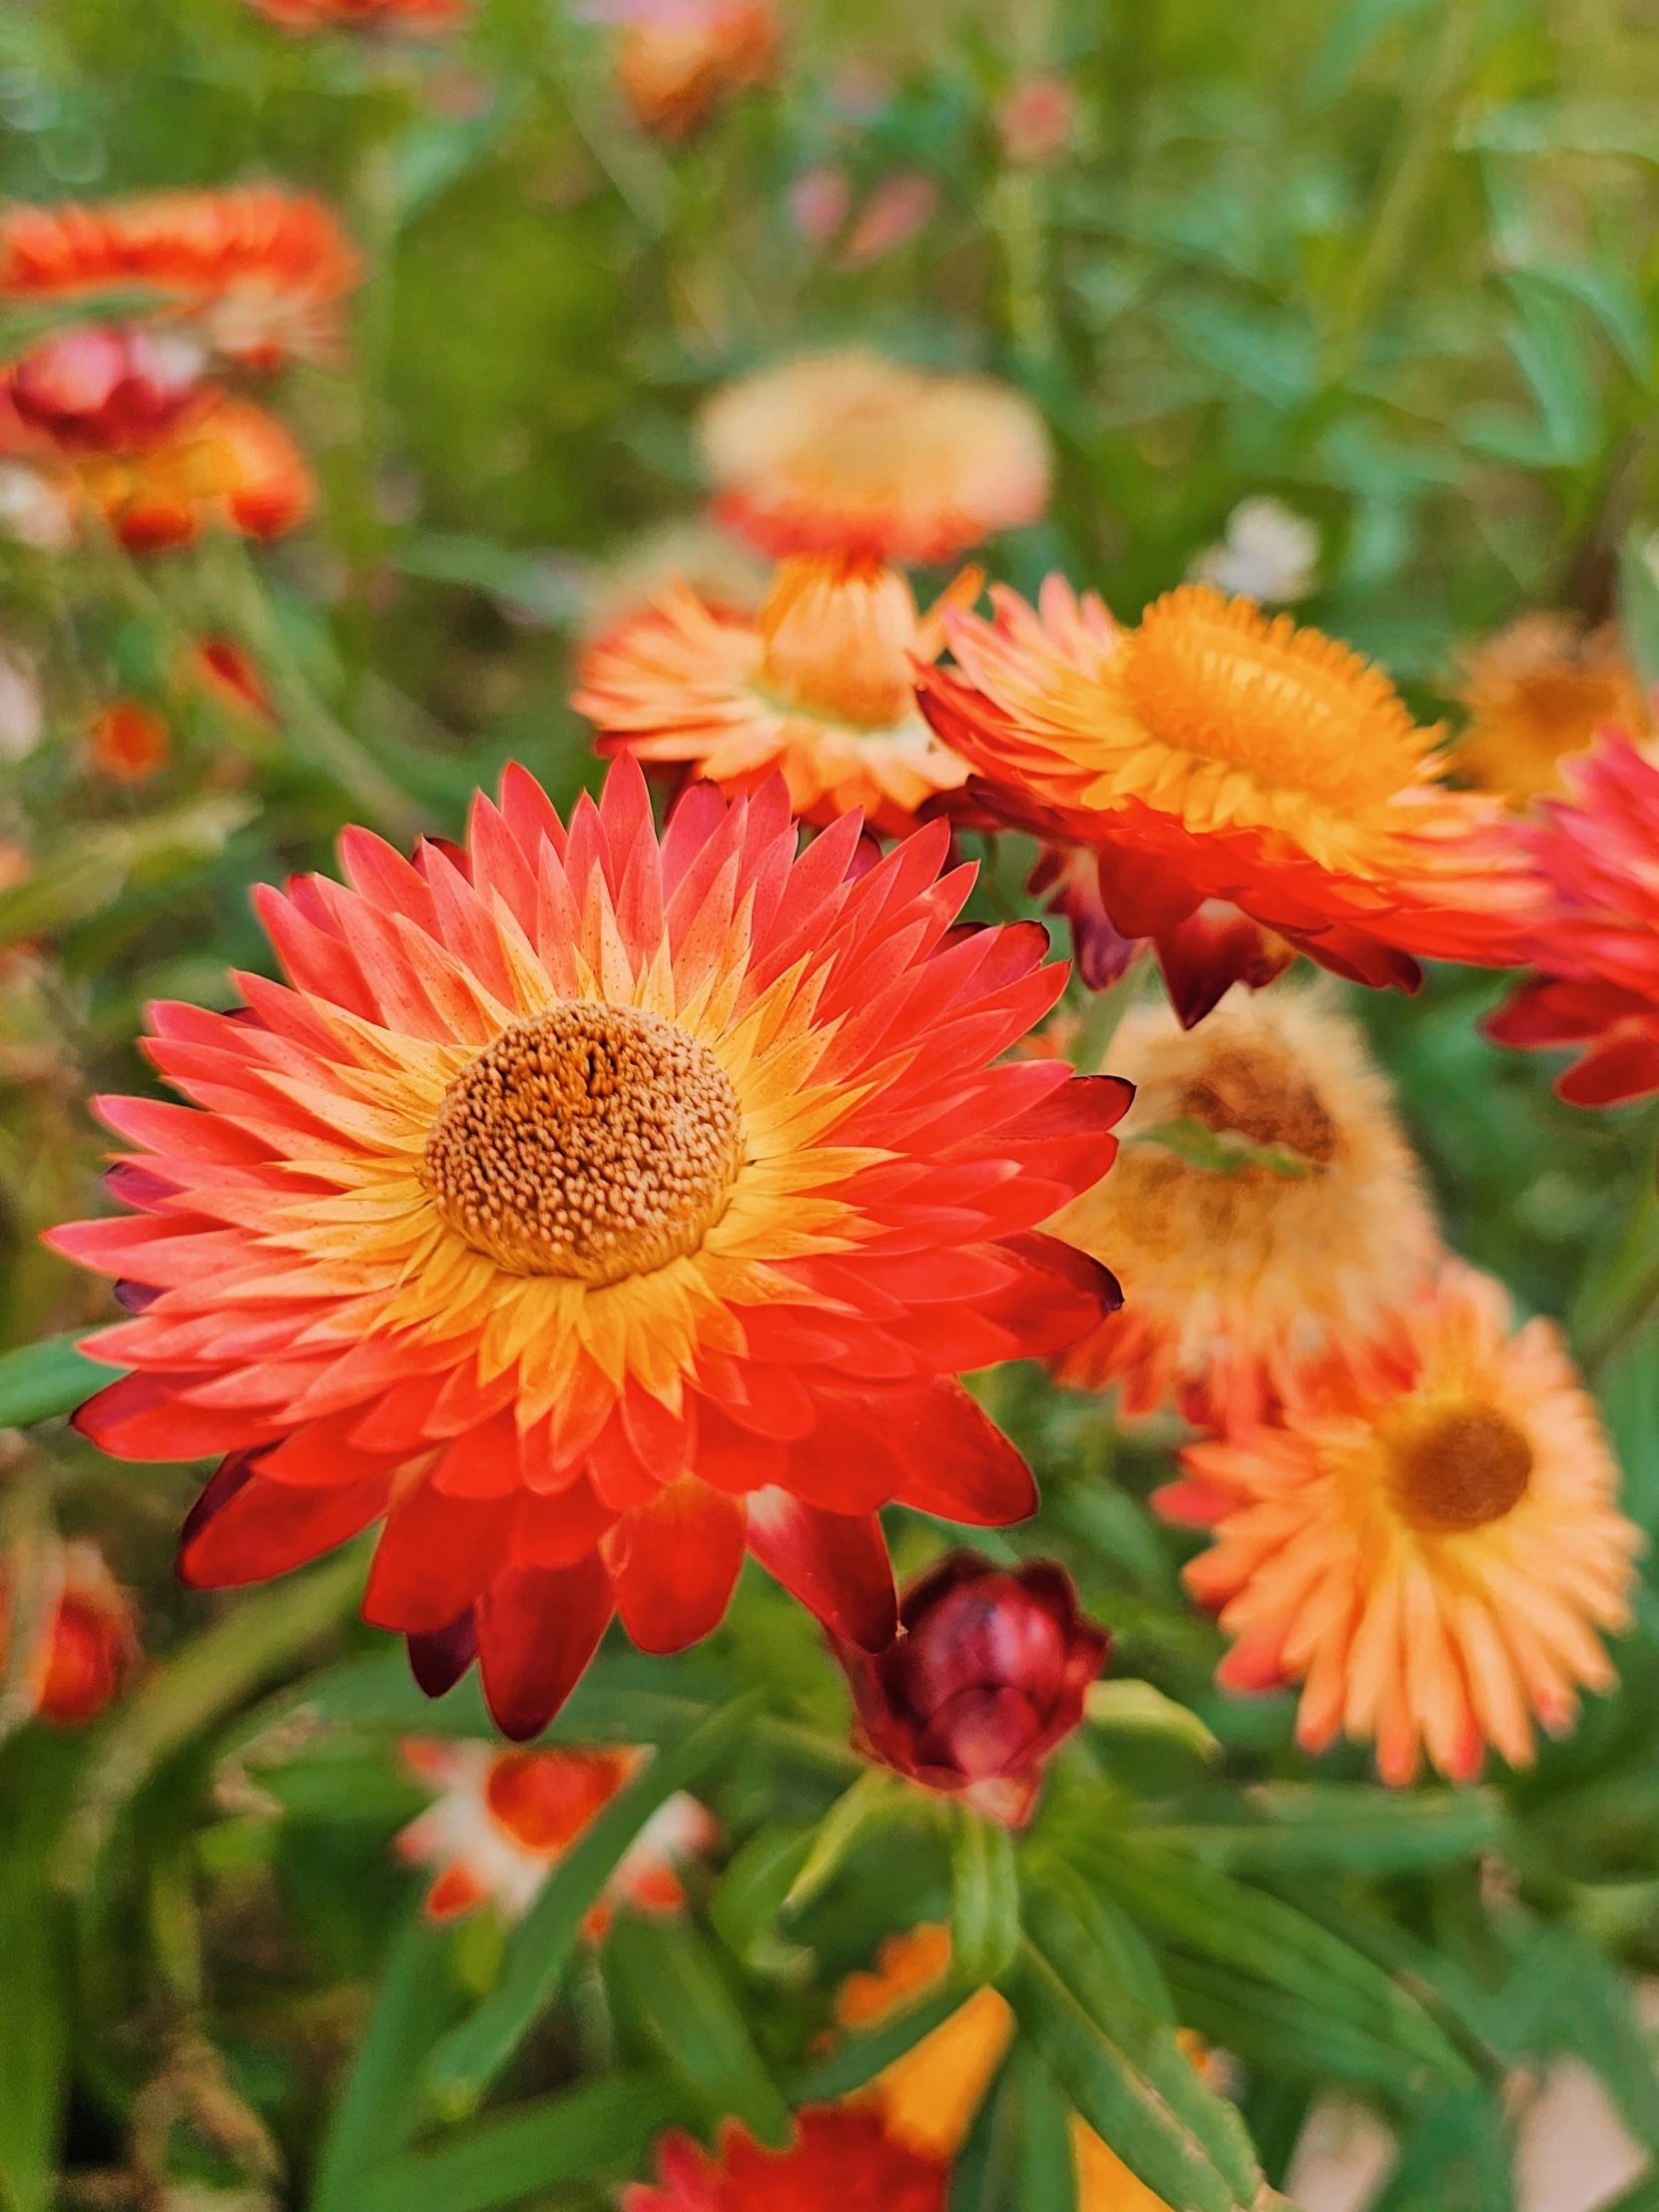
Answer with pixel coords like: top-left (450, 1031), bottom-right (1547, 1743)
top-left (0, 463), bottom-right (74, 554)
top-left (0, 649), bottom-right (42, 762)
top-left (1191, 495), bottom-right (1319, 604)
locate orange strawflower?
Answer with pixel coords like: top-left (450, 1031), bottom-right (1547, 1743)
top-left (918, 581), bottom-right (1542, 1020)
top-left (1455, 612), bottom-right (1649, 806)
top-left (1049, 988), bottom-right (1439, 1425)
top-left (575, 556), bottom-right (979, 835)
top-left (701, 348), bottom-right (1050, 568)
top-left (89, 700), bottom-right (171, 782)
top-left (396, 1738), bottom-right (715, 1936)
top-left (1171, 1262), bottom-right (1642, 1785)
top-left (604, 0), bottom-right (781, 142)
top-left (76, 395), bottom-right (315, 552)
top-left (1, 1537), bottom-right (142, 1726)
top-left (0, 188), bottom-right (361, 370)
top-left (51, 759), bottom-right (1127, 1739)
top-left (251, 0), bottom-right (468, 31)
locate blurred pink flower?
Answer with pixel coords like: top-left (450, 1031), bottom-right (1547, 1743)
top-left (835, 173), bottom-right (938, 270)
top-left (790, 163), bottom-right (851, 247)
top-left (997, 74), bottom-right (1075, 166)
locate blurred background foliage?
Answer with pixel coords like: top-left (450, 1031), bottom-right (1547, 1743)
top-left (4, 1), bottom-right (1659, 2208)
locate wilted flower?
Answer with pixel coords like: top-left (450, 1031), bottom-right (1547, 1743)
top-left (53, 759), bottom-right (1127, 1740)
top-left (88, 700), bottom-right (171, 782)
top-left (1050, 988), bottom-right (1439, 1425)
top-left (1, 1538), bottom-right (142, 1727)
top-left (996, 74), bottom-right (1076, 166)
top-left (1487, 735), bottom-right (1659, 1105)
top-left (1455, 611), bottom-right (1649, 806)
top-left (396, 1739), bottom-right (715, 1936)
top-left (832, 1551), bottom-right (1108, 1826)
top-left (1189, 496), bottom-right (1319, 605)
top-left (918, 582), bottom-right (1542, 1020)
top-left (594, 0), bottom-right (781, 143)
top-left (701, 348), bottom-right (1049, 567)
top-left (250, 0), bottom-right (469, 32)
top-left (0, 189), bottom-right (362, 371)
top-left (1172, 1262), bottom-right (1642, 1786)
top-left (623, 2108), bottom-right (946, 2212)
top-left (834, 173), bottom-right (939, 270)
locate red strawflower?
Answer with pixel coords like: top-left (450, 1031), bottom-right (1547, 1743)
top-left (8, 325), bottom-right (209, 453)
top-left (0, 188), bottom-right (361, 370)
top-left (50, 759), bottom-right (1128, 1739)
top-left (832, 1550), bottom-right (1108, 1826)
top-left (623, 2108), bottom-right (946, 2212)
top-left (1486, 734), bottom-right (1659, 1105)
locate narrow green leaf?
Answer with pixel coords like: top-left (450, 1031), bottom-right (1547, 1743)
top-left (351, 2073), bottom-right (678, 2212)
top-left (58, 1546), bottom-right (368, 1895)
top-left (425, 1691), bottom-right (762, 2117)
top-left (608, 1916), bottom-right (792, 2149)
top-left (0, 1330), bottom-right (124, 1429)
top-left (0, 1734), bottom-right (81, 2212)
top-left (951, 1808), bottom-right (1021, 1987)
top-left (0, 796), bottom-right (256, 946)
top-left (1001, 1941), bottom-right (1256, 2212)
top-left (1086, 1681), bottom-right (1222, 1764)
top-left (782, 1767), bottom-right (909, 1917)
top-left (310, 1914), bottom-right (464, 2212)
top-left (1080, 1835), bottom-right (1469, 2084)
top-left (1011, 2044), bottom-right (1079, 2212)
top-left (791, 1979), bottom-right (970, 2104)
top-left (708, 1822), bottom-right (815, 1976)
top-left (1146, 1782), bottom-right (1504, 1875)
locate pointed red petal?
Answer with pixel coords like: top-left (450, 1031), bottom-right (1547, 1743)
top-left (363, 1482), bottom-right (517, 1633)
top-left (884, 1381), bottom-right (1039, 1526)
top-left (407, 1611), bottom-right (478, 1699)
top-left (476, 1554), bottom-right (613, 1740)
top-left (611, 1478), bottom-right (746, 1655)
top-left (179, 1468), bottom-right (388, 1587)
top-left (746, 1489), bottom-right (897, 1651)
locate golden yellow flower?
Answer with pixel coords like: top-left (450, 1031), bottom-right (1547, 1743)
top-left (1455, 611), bottom-right (1649, 805)
top-left (1049, 986), bottom-right (1439, 1423)
top-left (1178, 1262), bottom-right (1643, 1785)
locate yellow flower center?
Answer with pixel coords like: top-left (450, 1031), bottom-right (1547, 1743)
top-left (1119, 586), bottom-right (1426, 810)
top-left (757, 554), bottom-right (920, 729)
top-left (1177, 1044), bottom-right (1339, 1168)
top-left (1389, 1404), bottom-right (1533, 1534)
top-left (424, 1003), bottom-right (745, 1283)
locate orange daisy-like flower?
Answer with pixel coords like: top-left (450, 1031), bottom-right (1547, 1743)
top-left (52, 759), bottom-right (1127, 1738)
top-left (1486, 735), bottom-right (1659, 1106)
top-left (1168, 1262), bottom-right (1642, 1785)
top-left (250, 0), bottom-right (468, 32)
top-left (0, 188), bottom-right (361, 370)
top-left (1049, 988), bottom-right (1439, 1425)
top-left (1455, 611), bottom-right (1649, 806)
top-left (396, 1738), bottom-right (715, 1936)
top-left (602, 0), bottom-right (782, 144)
top-left (623, 2108), bottom-right (946, 2212)
top-left (918, 581), bottom-right (1541, 1022)
top-left (699, 349), bottom-right (1050, 569)
top-left (575, 556), bottom-right (979, 836)
top-left (73, 394), bottom-right (316, 552)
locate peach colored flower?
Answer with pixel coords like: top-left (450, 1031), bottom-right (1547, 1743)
top-left (1455, 611), bottom-right (1649, 806)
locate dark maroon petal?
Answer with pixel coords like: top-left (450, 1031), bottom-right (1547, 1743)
top-left (178, 1449), bottom-right (263, 1553)
top-left (407, 1610), bottom-right (478, 1699)
top-left (112, 1279), bottom-right (163, 1314)
top-left (919, 1684), bottom-right (1045, 1781)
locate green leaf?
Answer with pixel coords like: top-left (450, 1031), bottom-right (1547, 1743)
top-left (1077, 1835), bottom-right (1469, 2085)
top-left (425, 1692), bottom-right (762, 2117)
top-left (1010, 2044), bottom-right (1079, 2212)
top-left (58, 1546), bottom-right (369, 1895)
top-left (0, 796), bottom-right (256, 946)
top-left (1304, 0), bottom-right (1440, 107)
top-left (1370, 2087), bottom-right (1510, 2212)
top-left (1146, 1783), bottom-right (1504, 1875)
top-left (782, 1767), bottom-right (911, 1918)
top-left (1128, 1118), bottom-right (1319, 1180)
top-left (311, 1915), bottom-right (465, 2212)
top-left (0, 1331), bottom-right (122, 1429)
top-left (608, 1916), bottom-right (792, 2149)
top-left (1085, 1681), bottom-right (1222, 1764)
top-left (951, 1809), bottom-right (1021, 1987)
top-left (390, 532), bottom-right (586, 628)
top-left (791, 1979), bottom-right (971, 2105)
top-left (1459, 99), bottom-right (1659, 163)
top-left (1001, 1937), bottom-right (1259, 2212)
top-left (708, 1823), bottom-right (815, 1977)
top-left (350, 2073), bottom-right (679, 2212)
